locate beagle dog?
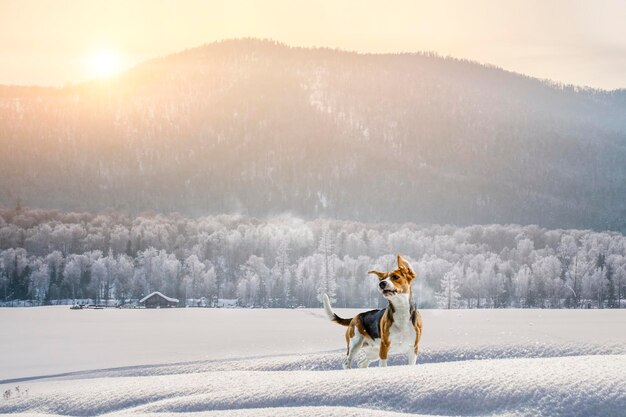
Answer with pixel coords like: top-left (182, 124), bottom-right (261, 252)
top-left (323, 255), bottom-right (422, 368)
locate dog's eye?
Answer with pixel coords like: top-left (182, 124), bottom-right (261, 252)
top-left (391, 275), bottom-right (398, 280)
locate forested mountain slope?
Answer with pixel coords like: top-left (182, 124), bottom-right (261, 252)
top-left (1, 39), bottom-right (625, 230)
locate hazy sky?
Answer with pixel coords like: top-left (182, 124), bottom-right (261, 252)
top-left (1, 0), bottom-right (625, 89)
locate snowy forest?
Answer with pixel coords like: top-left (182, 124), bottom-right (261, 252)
top-left (1, 207), bottom-right (625, 309)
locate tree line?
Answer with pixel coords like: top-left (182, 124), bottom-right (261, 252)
top-left (1, 207), bottom-right (625, 308)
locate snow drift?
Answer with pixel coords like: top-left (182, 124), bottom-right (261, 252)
top-left (1, 307), bottom-right (625, 416)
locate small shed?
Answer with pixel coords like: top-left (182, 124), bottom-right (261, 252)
top-left (140, 291), bottom-right (179, 308)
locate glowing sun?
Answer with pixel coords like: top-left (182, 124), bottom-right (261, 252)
top-left (87, 48), bottom-right (124, 78)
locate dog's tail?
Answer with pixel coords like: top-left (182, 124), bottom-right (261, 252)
top-left (322, 294), bottom-right (351, 326)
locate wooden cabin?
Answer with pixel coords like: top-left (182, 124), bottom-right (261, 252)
top-left (140, 291), bottom-right (179, 308)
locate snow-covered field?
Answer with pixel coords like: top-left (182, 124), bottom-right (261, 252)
top-left (1, 307), bottom-right (625, 416)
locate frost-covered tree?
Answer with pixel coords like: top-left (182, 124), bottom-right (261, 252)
top-left (110, 225), bottom-right (131, 256)
top-left (29, 260), bottom-right (49, 304)
top-left (183, 254), bottom-right (205, 301)
top-left (316, 225), bottom-right (337, 303)
top-left (614, 262), bottom-right (626, 307)
top-left (44, 251), bottom-right (64, 302)
top-left (514, 265), bottom-right (532, 308)
top-left (1, 249), bottom-right (29, 300)
top-left (63, 256), bottom-right (82, 300)
top-left (438, 265), bottom-right (462, 309)
top-left (532, 255), bottom-right (563, 308)
top-left (203, 264), bottom-right (217, 304)
top-left (271, 241), bottom-right (290, 307)
top-left (113, 254), bottom-right (135, 302)
top-left (241, 255), bottom-right (269, 307)
top-left (90, 258), bottom-right (107, 305)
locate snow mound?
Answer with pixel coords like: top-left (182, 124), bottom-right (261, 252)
top-left (114, 407), bottom-right (437, 417)
top-left (1, 355), bottom-right (625, 417)
top-left (1, 308), bottom-right (625, 416)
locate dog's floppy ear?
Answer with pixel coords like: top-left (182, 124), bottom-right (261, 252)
top-left (397, 255), bottom-right (416, 279)
top-left (368, 270), bottom-right (386, 279)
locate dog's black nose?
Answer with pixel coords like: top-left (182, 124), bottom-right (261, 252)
top-left (379, 281), bottom-right (386, 289)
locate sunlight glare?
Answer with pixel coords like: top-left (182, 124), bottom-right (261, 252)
top-left (87, 48), bottom-right (124, 78)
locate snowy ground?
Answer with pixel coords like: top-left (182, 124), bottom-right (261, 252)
top-left (1, 307), bottom-right (625, 416)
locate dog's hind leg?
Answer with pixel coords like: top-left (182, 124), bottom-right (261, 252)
top-left (343, 332), bottom-right (364, 369)
top-left (411, 310), bottom-right (422, 366)
top-left (358, 348), bottom-right (377, 368)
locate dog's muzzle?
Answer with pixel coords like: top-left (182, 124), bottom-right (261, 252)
top-left (379, 280), bottom-right (397, 296)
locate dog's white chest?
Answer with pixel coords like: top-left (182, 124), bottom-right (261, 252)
top-left (389, 318), bottom-right (415, 351)
top-left (387, 295), bottom-right (415, 351)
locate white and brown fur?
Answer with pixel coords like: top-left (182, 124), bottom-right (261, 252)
top-left (323, 255), bottom-right (423, 368)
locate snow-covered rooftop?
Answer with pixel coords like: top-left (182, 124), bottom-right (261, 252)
top-left (139, 291), bottom-right (179, 303)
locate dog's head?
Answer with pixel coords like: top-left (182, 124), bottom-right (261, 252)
top-left (368, 255), bottom-right (416, 299)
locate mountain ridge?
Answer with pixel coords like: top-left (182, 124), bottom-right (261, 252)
top-left (2, 39), bottom-right (625, 93)
top-left (1, 38), bottom-right (625, 231)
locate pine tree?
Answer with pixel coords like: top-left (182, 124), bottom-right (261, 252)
top-left (439, 267), bottom-right (461, 309)
top-left (272, 241), bottom-right (289, 307)
top-left (316, 224), bottom-right (337, 303)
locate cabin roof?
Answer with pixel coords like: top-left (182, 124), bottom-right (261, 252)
top-left (139, 291), bottom-right (179, 303)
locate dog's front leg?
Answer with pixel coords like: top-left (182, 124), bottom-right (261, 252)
top-left (379, 336), bottom-right (390, 367)
top-left (407, 349), bottom-right (417, 365)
